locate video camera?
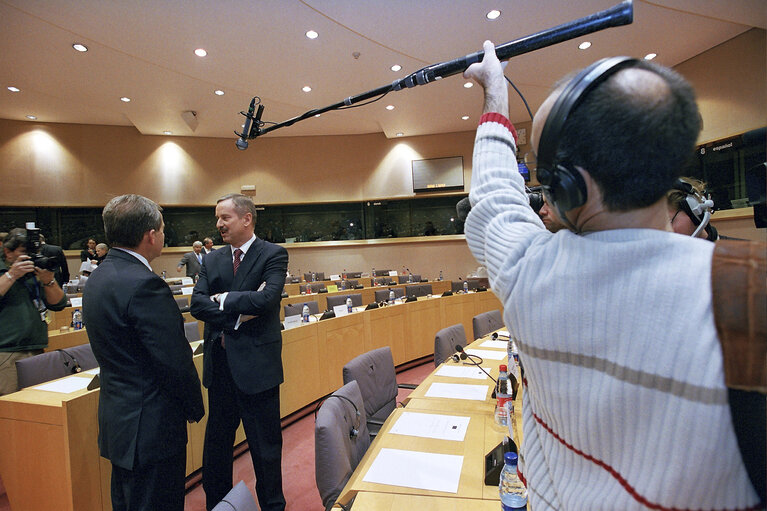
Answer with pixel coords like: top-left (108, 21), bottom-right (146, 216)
top-left (23, 223), bottom-right (58, 271)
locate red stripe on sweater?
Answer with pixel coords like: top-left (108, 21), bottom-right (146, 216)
top-left (479, 112), bottom-right (517, 144)
top-left (530, 410), bottom-right (760, 511)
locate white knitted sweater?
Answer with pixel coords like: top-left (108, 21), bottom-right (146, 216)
top-left (464, 113), bottom-right (759, 510)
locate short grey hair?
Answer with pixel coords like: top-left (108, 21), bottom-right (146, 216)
top-left (217, 193), bottom-right (257, 223)
top-left (102, 194), bottom-right (163, 248)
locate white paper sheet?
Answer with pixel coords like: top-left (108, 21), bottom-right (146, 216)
top-left (333, 304), bottom-right (349, 317)
top-left (497, 330), bottom-right (511, 338)
top-left (33, 376), bottom-right (93, 393)
top-left (69, 297), bottom-right (83, 307)
top-left (389, 412), bottom-right (470, 442)
top-left (479, 340), bottom-right (507, 349)
top-left (362, 448), bottom-right (464, 493)
top-left (283, 315), bottom-right (302, 329)
top-left (434, 365), bottom-right (491, 380)
top-left (83, 367), bottom-right (101, 375)
top-left (181, 277), bottom-right (194, 285)
top-left (424, 382), bottom-right (489, 401)
top-left (181, 287), bottom-right (193, 295)
top-left (465, 348), bottom-right (506, 360)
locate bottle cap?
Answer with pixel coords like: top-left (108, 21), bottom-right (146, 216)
top-left (504, 451), bottom-right (518, 465)
top-left (499, 364), bottom-right (507, 372)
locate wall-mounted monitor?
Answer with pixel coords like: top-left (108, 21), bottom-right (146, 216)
top-left (412, 156), bottom-right (464, 193)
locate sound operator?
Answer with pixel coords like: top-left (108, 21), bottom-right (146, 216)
top-left (462, 41), bottom-right (759, 509)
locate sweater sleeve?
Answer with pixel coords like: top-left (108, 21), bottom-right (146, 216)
top-left (464, 113), bottom-right (548, 298)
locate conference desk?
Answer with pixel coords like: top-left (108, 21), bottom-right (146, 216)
top-left (0, 291), bottom-right (502, 511)
top-left (336, 334), bottom-right (522, 509)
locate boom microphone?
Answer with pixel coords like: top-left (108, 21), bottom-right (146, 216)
top-left (235, 98), bottom-right (264, 150)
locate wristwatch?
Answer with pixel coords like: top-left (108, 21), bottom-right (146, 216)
top-left (43, 279), bottom-right (57, 287)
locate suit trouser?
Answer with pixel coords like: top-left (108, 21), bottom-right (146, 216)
top-left (203, 341), bottom-right (286, 511)
top-left (110, 450), bottom-right (186, 511)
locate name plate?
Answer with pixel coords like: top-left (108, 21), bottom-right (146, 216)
top-left (181, 287), bottom-right (193, 296)
top-left (284, 315), bottom-right (302, 329)
top-left (181, 277), bottom-right (194, 285)
top-left (69, 297), bottom-right (83, 307)
top-left (333, 304), bottom-right (350, 317)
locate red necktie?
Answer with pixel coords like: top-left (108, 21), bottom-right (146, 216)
top-left (233, 248), bottom-right (243, 275)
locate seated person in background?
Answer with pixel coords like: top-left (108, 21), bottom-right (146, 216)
top-left (94, 243), bottom-right (109, 265)
top-left (80, 237), bottom-right (97, 262)
top-left (537, 196), bottom-right (565, 233)
top-left (463, 41), bottom-right (758, 509)
top-left (666, 177), bottom-right (718, 240)
top-left (177, 241), bottom-right (203, 278)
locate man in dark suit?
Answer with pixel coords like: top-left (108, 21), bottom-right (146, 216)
top-left (38, 234), bottom-right (70, 286)
top-left (202, 237), bottom-right (215, 255)
top-left (177, 240), bottom-right (203, 278)
top-left (83, 194), bottom-right (205, 511)
top-left (191, 193), bottom-right (288, 511)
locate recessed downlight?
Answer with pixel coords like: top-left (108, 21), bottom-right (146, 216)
top-left (194, 48), bottom-right (207, 57)
top-left (644, 53), bottom-right (657, 60)
top-left (7, 86), bottom-right (20, 92)
top-left (26, 115), bottom-right (37, 120)
top-left (163, 130), bottom-right (172, 135)
top-left (72, 43), bottom-right (88, 52)
top-left (306, 30), bottom-right (318, 39)
top-left (120, 97), bottom-right (131, 102)
top-left (302, 86), bottom-right (312, 92)
top-left (463, 82), bottom-right (473, 88)
top-left (214, 89), bottom-right (225, 96)
top-left (396, 132), bottom-right (404, 137)
top-left (486, 10), bottom-right (501, 20)
top-left (390, 64), bottom-right (402, 72)
top-left (578, 41), bottom-right (591, 50)
top-left (386, 105), bottom-right (395, 111)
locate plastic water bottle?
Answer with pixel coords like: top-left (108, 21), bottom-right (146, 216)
top-left (72, 309), bottom-right (83, 330)
top-left (372, 267), bottom-right (376, 284)
top-left (389, 289), bottom-right (395, 304)
top-left (161, 270), bottom-right (167, 280)
top-left (499, 452), bottom-right (527, 510)
top-left (340, 279), bottom-right (346, 290)
top-left (346, 296), bottom-right (353, 313)
top-left (305, 284), bottom-right (311, 295)
top-left (407, 269), bottom-right (413, 283)
top-left (439, 270), bottom-right (443, 281)
top-left (302, 304), bottom-right (310, 323)
top-left (495, 364), bottom-right (511, 427)
top-left (463, 280), bottom-right (469, 293)
top-left (311, 272), bottom-right (316, 282)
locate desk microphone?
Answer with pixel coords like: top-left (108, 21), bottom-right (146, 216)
top-left (455, 344), bottom-right (498, 388)
top-left (57, 349), bottom-right (82, 374)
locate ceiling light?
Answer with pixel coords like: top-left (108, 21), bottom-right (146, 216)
top-left (486, 10), bottom-right (501, 20)
top-left (302, 86), bottom-right (312, 92)
top-left (390, 64), bottom-right (402, 72)
top-left (463, 82), bottom-right (473, 88)
top-left (644, 53), bottom-right (657, 60)
top-left (194, 48), bottom-right (207, 57)
top-left (7, 86), bottom-right (20, 92)
top-left (578, 41), bottom-right (591, 50)
top-left (386, 105), bottom-right (394, 111)
top-left (26, 115), bottom-right (37, 120)
top-left (72, 43), bottom-right (88, 52)
top-left (462, 115), bottom-right (470, 120)
top-left (306, 30), bottom-right (318, 39)
top-left (120, 97), bottom-right (131, 102)
top-left (214, 89), bottom-right (224, 96)
top-left (396, 132), bottom-right (404, 137)
top-left (163, 130), bottom-right (172, 135)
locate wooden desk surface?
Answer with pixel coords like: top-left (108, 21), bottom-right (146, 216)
top-left (349, 491), bottom-right (501, 510)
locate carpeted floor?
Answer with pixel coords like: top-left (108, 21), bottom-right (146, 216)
top-left (0, 360), bottom-right (434, 511)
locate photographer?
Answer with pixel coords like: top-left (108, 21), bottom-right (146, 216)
top-left (0, 228), bottom-right (67, 395)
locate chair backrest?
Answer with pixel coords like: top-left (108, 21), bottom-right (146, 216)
top-left (345, 271), bottom-right (363, 279)
top-left (63, 343), bottom-right (99, 371)
top-left (169, 284), bottom-right (183, 295)
top-left (342, 347), bottom-right (397, 424)
top-left (211, 480), bottom-right (259, 511)
top-left (405, 284), bottom-right (432, 297)
top-left (451, 280), bottom-right (479, 292)
top-left (304, 272), bottom-right (326, 282)
top-left (184, 320), bottom-right (201, 342)
top-left (472, 309), bottom-right (504, 340)
top-left (374, 288), bottom-right (405, 303)
top-left (373, 276), bottom-right (396, 286)
top-left (372, 269), bottom-right (392, 277)
top-left (301, 282), bottom-right (326, 294)
top-left (284, 301), bottom-right (320, 317)
top-left (342, 279), bottom-right (359, 289)
top-left (15, 351), bottom-right (72, 389)
top-left (315, 380), bottom-right (370, 511)
top-left (325, 294), bottom-right (363, 309)
top-left (174, 296), bottom-right (190, 311)
top-left (434, 324), bottom-right (468, 367)
top-left (397, 274), bottom-right (421, 284)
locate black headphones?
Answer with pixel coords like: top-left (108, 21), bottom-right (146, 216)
top-left (314, 394), bottom-right (361, 439)
top-left (57, 349), bottom-right (82, 374)
top-left (536, 56), bottom-right (639, 215)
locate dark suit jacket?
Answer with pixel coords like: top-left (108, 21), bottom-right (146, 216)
top-left (83, 249), bottom-right (204, 470)
top-left (178, 251), bottom-right (203, 277)
top-left (40, 243), bottom-right (69, 285)
top-left (191, 238), bottom-right (288, 395)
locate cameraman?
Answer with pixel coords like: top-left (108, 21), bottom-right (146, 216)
top-left (0, 228), bottom-right (67, 395)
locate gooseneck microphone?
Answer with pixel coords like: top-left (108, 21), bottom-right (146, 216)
top-left (57, 349), bottom-right (82, 374)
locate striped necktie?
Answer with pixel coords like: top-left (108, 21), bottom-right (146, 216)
top-left (233, 248), bottom-right (243, 275)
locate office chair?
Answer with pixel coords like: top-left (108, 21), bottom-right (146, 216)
top-left (174, 296), bottom-right (190, 312)
top-left (342, 346), bottom-right (416, 439)
top-left (284, 301), bottom-right (320, 317)
top-left (63, 343), bottom-right (98, 371)
top-left (315, 380), bottom-right (370, 511)
top-left (169, 284), bottom-right (183, 295)
top-left (184, 320), bottom-right (201, 343)
top-left (405, 284), bottom-right (432, 298)
top-left (304, 272), bottom-right (326, 282)
top-left (472, 309), bottom-right (504, 340)
top-left (15, 351), bottom-right (74, 389)
top-left (211, 480), bottom-right (259, 511)
top-left (372, 269), bottom-right (392, 277)
top-left (373, 288), bottom-right (405, 303)
top-left (434, 324), bottom-right (468, 367)
top-left (397, 274), bottom-right (421, 284)
top-left (325, 294), bottom-right (363, 309)
top-left (373, 277), bottom-right (396, 286)
top-left (341, 279), bottom-right (359, 289)
top-left (301, 282), bottom-right (327, 294)
top-left (451, 279), bottom-right (480, 292)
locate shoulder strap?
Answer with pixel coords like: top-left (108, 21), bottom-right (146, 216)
top-left (711, 239), bottom-right (766, 505)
